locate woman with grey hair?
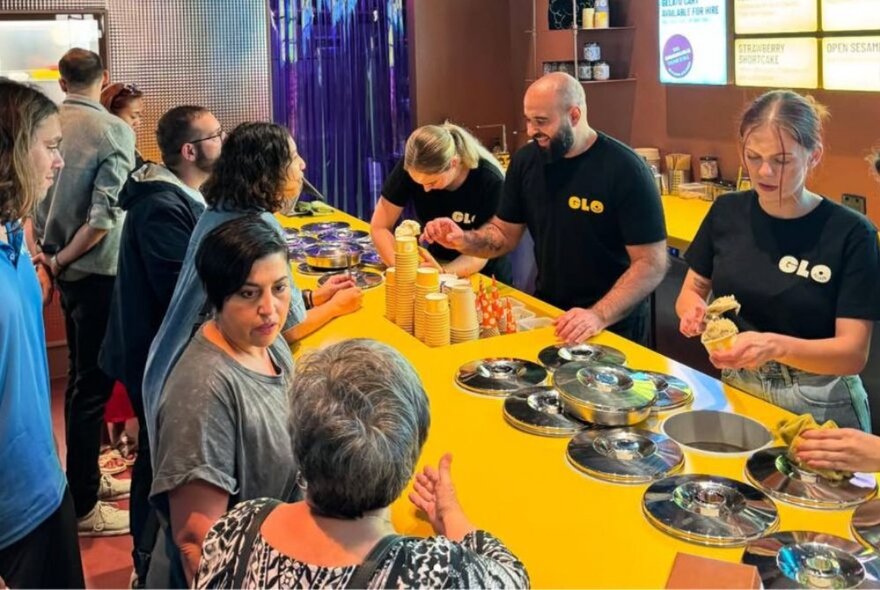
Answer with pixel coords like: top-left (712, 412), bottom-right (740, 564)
top-left (194, 339), bottom-right (529, 589)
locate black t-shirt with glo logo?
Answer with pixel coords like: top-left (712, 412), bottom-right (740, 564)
top-left (684, 191), bottom-right (880, 340)
top-left (382, 158), bottom-right (512, 283)
top-left (497, 133), bottom-right (666, 310)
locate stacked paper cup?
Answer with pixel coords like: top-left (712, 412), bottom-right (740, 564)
top-left (384, 267), bottom-right (396, 321)
top-left (414, 268), bottom-right (440, 341)
top-left (394, 237), bottom-right (419, 334)
top-left (450, 284), bottom-right (480, 343)
top-left (423, 293), bottom-right (451, 347)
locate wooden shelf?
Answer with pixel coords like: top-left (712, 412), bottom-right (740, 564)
top-left (580, 77), bottom-right (637, 85)
top-left (577, 26), bottom-right (635, 32)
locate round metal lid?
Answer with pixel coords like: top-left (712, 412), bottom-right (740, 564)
top-left (503, 386), bottom-right (591, 437)
top-left (296, 262), bottom-right (327, 276)
top-left (636, 371), bottom-right (694, 412)
top-left (567, 428), bottom-right (684, 484)
top-left (743, 531), bottom-right (880, 589)
top-left (318, 269), bottom-right (383, 290)
top-left (537, 343), bottom-right (627, 370)
top-left (553, 361), bottom-right (657, 412)
top-left (301, 221), bottom-right (350, 235)
top-left (283, 227), bottom-right (299, 238)
top-left (317, 228), bottom-right (370, 242)
top-left (642, 474), bottom-right (779, 547)
top-left (304, 242), bottom-right (362, 257)
top-left (360, 250), bottom-right (387, 270)
top-left (455, 358), bottom-right (548, 397)
top-left (746, 447), bottom-right (877, 510)
top-left (854, 501), bottom-right (880, 553)
top-left (286, 234), bottom-right (318, 250)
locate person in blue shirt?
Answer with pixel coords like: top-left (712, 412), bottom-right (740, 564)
top-left (0, 79), bottom-right (84, 588)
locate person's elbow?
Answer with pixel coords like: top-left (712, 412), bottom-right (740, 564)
top-left (842, 349), bottom-right (869, 375)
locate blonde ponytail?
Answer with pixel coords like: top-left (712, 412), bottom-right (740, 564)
top-left (404, 122), bottom-right (504, 177)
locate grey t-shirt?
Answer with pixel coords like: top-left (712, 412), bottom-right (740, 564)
top-left (150, 328), bottom-right (298, 515)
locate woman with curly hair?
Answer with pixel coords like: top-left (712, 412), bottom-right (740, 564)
top-left (143, 122), bottom-right (362, 457)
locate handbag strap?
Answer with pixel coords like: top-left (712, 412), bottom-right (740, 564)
top-left (231, 499), bottom-right (282, 588)
top-left (345, 534), bottom-right (405, 590)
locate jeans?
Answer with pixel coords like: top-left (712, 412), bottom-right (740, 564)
top-left (58, 274), bottom-right (116, 517)
top-left (722, 362), bottom-right (871, 432)
top-left (125, 384), bottom-right (159, 586)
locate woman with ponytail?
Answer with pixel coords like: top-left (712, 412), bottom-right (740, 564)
top-left (371, 123), bottom-right (512, 282)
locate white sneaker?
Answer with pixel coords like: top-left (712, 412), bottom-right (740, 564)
top-left (78, 501), bottom-right (130, 536)
top-left (98, 473), bottom-right (131, 501)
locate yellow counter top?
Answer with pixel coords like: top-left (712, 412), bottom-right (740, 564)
top-left (281, 209), bottom-right (863, 588)
top-left (661, 195), bottom-right (712, 253)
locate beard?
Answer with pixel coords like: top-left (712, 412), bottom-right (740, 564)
top-left (193, 144), bottom-right (218, 173)
top-left (534, 122), bottom-right (575, 163)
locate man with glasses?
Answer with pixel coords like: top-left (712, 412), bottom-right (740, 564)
top-left (32, 47), bottom-right (135, 538)
top-left (99, 105), bottom-right (223, 587)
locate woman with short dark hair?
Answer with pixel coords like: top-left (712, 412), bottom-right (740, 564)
top-left (150, 215), bottom-right (299, 586)
top-left (194, 339), bottom-right (529, 589)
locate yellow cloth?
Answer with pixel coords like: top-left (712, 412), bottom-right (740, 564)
top-left (775, 414), bottom-right (851, 482)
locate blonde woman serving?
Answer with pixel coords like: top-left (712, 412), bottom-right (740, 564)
top-left (370, 123), bottom-right (512, 283)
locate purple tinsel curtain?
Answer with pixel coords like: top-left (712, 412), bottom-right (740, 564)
top-left (270, 0), bottom-right (411, 221)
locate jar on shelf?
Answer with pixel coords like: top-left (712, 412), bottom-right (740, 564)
top-left (594, 0), bottom-right (610, 28)
top-left (699, 156), bottom-right (719, 181)
top-left (543, 62), bottom-right (556, 75)
top-left (557, 61), bottom-right (575, 76)
top-left (583, 42), bottom-right (601, 62)
top-left (577, 61), bottom-right (593, 81)
top-left (592, 61), bottom-right (611, 81)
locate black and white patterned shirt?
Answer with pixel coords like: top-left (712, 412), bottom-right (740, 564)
top-left (195, 499), bottom-right (530, 589)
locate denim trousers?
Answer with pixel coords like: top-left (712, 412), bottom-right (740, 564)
top-left (722, 361), bottom-right (871, 432)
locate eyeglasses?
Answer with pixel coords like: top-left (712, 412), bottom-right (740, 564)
top-left (189, 128), bottom-right (226, 144)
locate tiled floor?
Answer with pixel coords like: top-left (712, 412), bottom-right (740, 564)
top-left (51, 379), bottom-right (135, 590)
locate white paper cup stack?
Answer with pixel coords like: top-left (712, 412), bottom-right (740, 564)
top-left (449, 284), bottom-right (479, 343)
top-left (394, 237), bottom-right (419, 334)
top-left (423, 293), bottom-right (450, 347)
top-left (414, 268), bottom-right (440, 341)
top-left (384, 267), bottom-right (396, 321)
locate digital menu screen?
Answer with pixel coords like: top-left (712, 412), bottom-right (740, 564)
top-left (821, 0), bottom-right (880, 32)
top-left (658, 0), bottom-right (728, 85)
top-left (735, 38), bottom-right (819, 88)
top-left (734, 0), bottom-right (818, 34)
top-left (823, 37), bottom-right (880, 91)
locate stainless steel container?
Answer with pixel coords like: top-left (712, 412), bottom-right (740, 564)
top-left (662, 410), bottom-right (771, 455)
top-left (303, 242), bottom-right (362, 270)
top-left (553, 361), bottom-right (657, 426)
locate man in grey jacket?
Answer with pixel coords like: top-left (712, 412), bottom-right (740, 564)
top-left (33, 48), bottom-right (133, 537)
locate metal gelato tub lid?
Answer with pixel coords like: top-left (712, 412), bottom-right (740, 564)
top-left (301, 221), bottom-right (350, 235)
top-left (643, 474), bottom-right (779, 547)
top-left (554, 361), bottom-right (657, 411)
top-left (538, 343), bottom-right (626, 370)
top-left (636, 370), bottom-right (693, 412)
top-left (567, 428), bottom-right (683, 484)
top-left (455, 358), bottom-right (548, 397)
top-left (503, 386), bottom-right (591, 437)
top-left (746, 447), bottom-right (877, 510)
top-left (743, 531), bottom-right (880, 589)
top-left (854, 500), bottom-right (880, 553)
top-left (317, 228), bottom-right (370, 242)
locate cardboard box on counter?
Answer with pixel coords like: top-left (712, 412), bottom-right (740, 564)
top-left (665, 553), bottom-right (761, 589)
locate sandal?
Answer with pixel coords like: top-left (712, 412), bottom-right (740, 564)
top-left (116, 434), bottom-right (138, 467)
top-left (99, 445), bottom-right (127, 475)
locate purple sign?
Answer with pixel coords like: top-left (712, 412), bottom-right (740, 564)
top-left (663, 34), bottom-right (694, 78)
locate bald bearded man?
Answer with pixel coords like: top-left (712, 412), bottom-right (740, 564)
top-left (423, 73), bottom-right (668, 346)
